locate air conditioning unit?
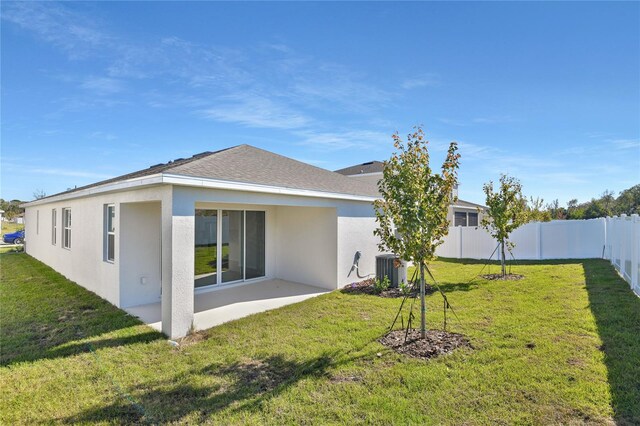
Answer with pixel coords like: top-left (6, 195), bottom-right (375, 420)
top-left (375, 254), bottom-right (407, 288)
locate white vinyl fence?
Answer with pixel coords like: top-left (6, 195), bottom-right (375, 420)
top-left (605, 215), bottom-right (640, 296)
top-left (435, 215), bottom-right (639, 296)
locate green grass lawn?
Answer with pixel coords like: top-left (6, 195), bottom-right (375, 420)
top-left (1, 254), bottom-right (638, 424)
top-left (1, 221), bottom-right (23, 235)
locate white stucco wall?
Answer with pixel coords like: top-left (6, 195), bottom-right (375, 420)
top-left (175, 186), bottom-right (379, 291)
top-left (119, 202), bottom-right (162, 308)
top-left (275, 206), bottom-right (338, 290)
top-left (336, 202), bottom-right (384, 288)
top-left (25, 183), bottom-right (381, 338)
top-left (24, 186), bottom-right (169, 307)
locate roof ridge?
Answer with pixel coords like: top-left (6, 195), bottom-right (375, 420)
top-left (35, 146), bottom-right (246, 201)
top-left (230, 144), bottom-right (363, 179)
top-left (31, 144), bottom-right (382, 202)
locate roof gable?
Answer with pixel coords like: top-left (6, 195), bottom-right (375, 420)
top-left (35, 145), bottom-right (380, 202)
top-left (334, 161), bottom-right (384, 175)
top-left (168, 145), bottom-right (379, 197)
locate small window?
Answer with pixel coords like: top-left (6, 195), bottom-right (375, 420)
top-left (468, 212), bottom-right (479, 227)
top-left (105, 205), bottom-right (115, 262)
top-left (62, 208), bottom-right (71, 249)
top-left (51, 209), bottom-right (57, 245)
top-left (36, 210), bottom-right (40, 235)
top-left (454, 211), bottom-right (467, 227)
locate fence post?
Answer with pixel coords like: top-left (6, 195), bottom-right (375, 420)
top-left (604, 217), bottom-right (609, 259)
top-left (536, 222), bottom-right (542, 260)
top-left (631, 214), bottom-right (639, 293)
top-left (620, 214), bottom-right (628, 279)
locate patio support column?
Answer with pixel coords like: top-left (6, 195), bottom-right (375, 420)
top-left (161, 189), bottom-right (195, 339)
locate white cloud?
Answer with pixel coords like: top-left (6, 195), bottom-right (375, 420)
top-left (438, 116), bottom-right (515, 126)
top-left (294, 129), bottom-right (390, 150)
top-left (81, 77), bottom-right (124, 94)
top-left (609, 139), bottom-right (640, 150)
top-left (30, 168), bottom-right (112, 179)
top-left (88, 131), bottom-right (117, 141)
top-left (201, 94), bottom-right (311, 130)
top-left (472, 116), bottom-right (515, 124)
top-left (1, 2), bottom-right (114, 59)
top-left (401, 74), bottom-right (441, 89)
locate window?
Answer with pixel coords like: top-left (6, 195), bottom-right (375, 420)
top-left (468, 212), bottom-right (479, 227)
top-left (454, 211), bottom-right (467, 227)
top-left (62, 208), bottom-right (71, 249)
top-left (104, 205), bottom-right (115, 261)
top-left (194, 209), bottom-right (266, 288)
top-left (51, 209), bottom-right (57, 245)
top-left (454, 211), bottom-right (480, 227)
top-left (36, 210), bottom-right (40, 234)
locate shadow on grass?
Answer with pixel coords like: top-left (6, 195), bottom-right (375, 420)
top-left (435, 257), bottom-right (588, 266)
top-left (433, 282), bottom-right (480, 293)
top-left (62, 352), bottom-right (338, 424)
top-left (1, 313), bottom-right (165, 367)
top-left (1, 254), bottom-right (165, 366)
top-left (583, 259), bottom-right (640, 424)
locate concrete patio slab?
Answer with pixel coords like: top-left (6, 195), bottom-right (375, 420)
top-left (125, 279), bottom-right (330, 333)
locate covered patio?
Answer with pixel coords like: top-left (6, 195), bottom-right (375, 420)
top-left (125, 279), bottom-right (329, 332)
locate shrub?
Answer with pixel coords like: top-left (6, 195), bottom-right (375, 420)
top-left (399, 281), bottom-right (412, 296)
top-left (374, 276), bottom-right (390, 294)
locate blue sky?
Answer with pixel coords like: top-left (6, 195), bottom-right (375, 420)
top-left (2, 1), bottom-right (639, 205)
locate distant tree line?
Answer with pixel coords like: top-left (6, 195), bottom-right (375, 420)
top-left (546, 184), bottom-right (640, 220)
top-left (0, 199), bottom-right (25, 220)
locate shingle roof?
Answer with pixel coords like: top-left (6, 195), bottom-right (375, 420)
top-left (41, 145), bottom-right (380, 200)
top-left (336, 160), bottom-right (486, 208)
top-left (334, 161), bottom-right (384, 175)
top-left (168, 145), bottom-right (380, 197)
top-left (453, 199), bottom-right (487, 210)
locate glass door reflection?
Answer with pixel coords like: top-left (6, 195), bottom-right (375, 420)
top-left (221, 210), bottom-right (244, 283)
top-left (194, 209), bottom-right (218, 287)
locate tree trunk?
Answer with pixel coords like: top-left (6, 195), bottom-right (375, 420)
top-left (501, 240), bottom-right (506, 277)
top-left (420, 261), bottom-right (426, 339)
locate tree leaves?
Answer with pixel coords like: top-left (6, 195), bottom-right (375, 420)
top-left (374, 127), bottom-right (460, 264)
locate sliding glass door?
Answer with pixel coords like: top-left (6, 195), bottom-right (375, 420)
top-left (221, 210), bottom-right (244, 283)
top-left (195, 210), bottom-right (218, 287)
top-left (194, 209), bottom-right (265, 288)
top-left (245, 211), bottom-right (265, 279)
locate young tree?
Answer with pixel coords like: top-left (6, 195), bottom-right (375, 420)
top-left (481, 174), bottom-right (529, 278)
top-left (374, 127), bottom-right (460, 338)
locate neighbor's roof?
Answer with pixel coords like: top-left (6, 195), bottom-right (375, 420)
top-left (34, 145), bottom-right (381, 202)
top-left (334, 161), bottom-right (384, 176)
top-left (453, 199), bottom-right (487, 210)
top-left (336, 160), bottom-right (486, 209)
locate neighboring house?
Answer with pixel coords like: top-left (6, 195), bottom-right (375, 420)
top-left (22, 145), bottom-right (383, 339)
top-left (335, 162), bottom-right (486, 227)
top-left (0, 210), bottom-right (4, 222)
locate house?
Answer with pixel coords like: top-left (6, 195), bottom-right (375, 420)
top-left (335, 162), bottom-right (486, 227)
top-left (22, 145), bottom-right (384, 339)
top-left (0, 210), bottom-right (4, 222)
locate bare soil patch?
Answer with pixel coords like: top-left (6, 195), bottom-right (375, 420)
top-left (481, 273), bottom-right (524, 281)
top-left (379, 329), bottom-right (471, 360)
